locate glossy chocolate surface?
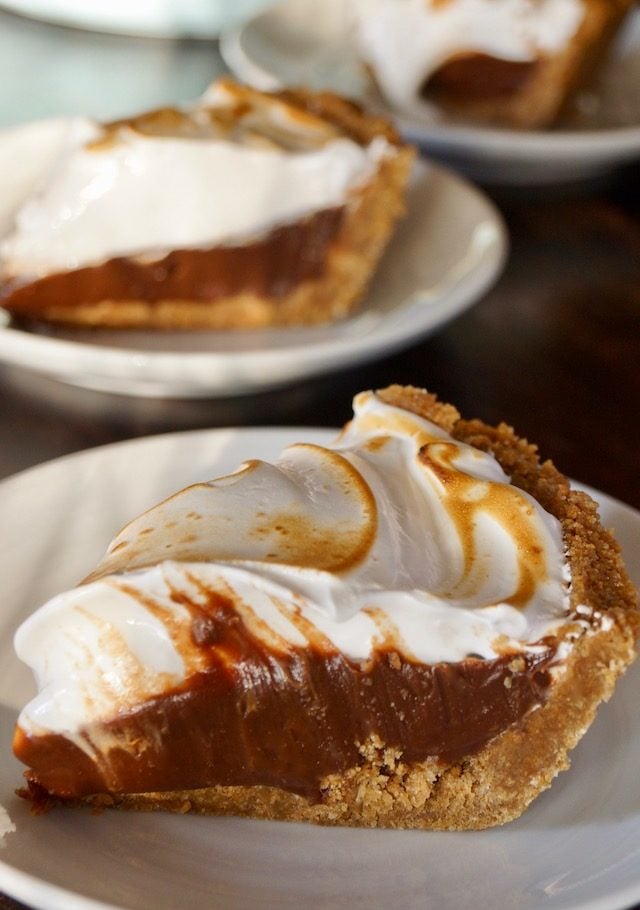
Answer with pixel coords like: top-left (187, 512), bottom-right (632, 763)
top-left (14, 582), bottom-right (555, 801)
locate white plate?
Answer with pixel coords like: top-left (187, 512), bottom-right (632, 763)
top-left (220, 0), bottom-right (640, 184)
top-left (0, 120), bottom-right (506, 398)
top-left (0, 0), bottom-right (277, 38)
top-left (0, 427), bottom-right (640, 910)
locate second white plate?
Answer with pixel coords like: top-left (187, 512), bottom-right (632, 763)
top-left (0, 119), bottom-right (506, 398)
top-left (0, 427), bottom-right (640, 910)
top-left (221, 0), bottom-right (640, 184)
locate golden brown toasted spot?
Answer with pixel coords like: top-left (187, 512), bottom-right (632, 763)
top-left (73, 605), bottom-right (180, 715)
top-left (107, 578), bottom-right (208, 678)
top-left (247, 444), bottom-right (377, 574)
top-left (363, 435), bottom-right (393, 453)
top-left (89, 79), bottom-right (344, 154)
top-left (272, 598), bottom-right (336, 656)
top-left (362, 606), bottom-right (403, 654)
top-left (411, 433), bottom-right (554, 608)
top-left (351, 390), bottom-right (562, 609)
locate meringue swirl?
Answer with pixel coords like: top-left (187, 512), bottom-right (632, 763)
top-left (15, 391), bottom-right (571, 740)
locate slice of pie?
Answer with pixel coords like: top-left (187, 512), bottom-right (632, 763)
top-left (13, 386), bottom-right (638, 829)
top-left (352, 0), bottom-right (635, 129)
top-left (0, 79), bottom-right (414, 329)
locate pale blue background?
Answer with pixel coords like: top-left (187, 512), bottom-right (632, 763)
top-left (0, 7), bottom-right (227, 128)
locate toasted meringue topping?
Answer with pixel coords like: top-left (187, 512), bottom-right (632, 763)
top-left (352, 0), bottom-right (585, 115)
top-left (15, 391), bottom-right (573, 739)
top-left (0, 79), bottom-right (392, 280)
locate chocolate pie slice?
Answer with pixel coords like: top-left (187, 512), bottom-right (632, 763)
top-left (13, 386), bottom-right (638, 828)
top-left (0, 79), bottom-right (414, 328)
top-left (353, 0), bottom-right (635, 129)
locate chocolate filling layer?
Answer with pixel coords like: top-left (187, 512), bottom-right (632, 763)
top-left (422, 53), bottom-right (538, 103)
top-left (1, 206), bottom-right (344, 317)
top-left (14, 587), bottom-right (556, 801)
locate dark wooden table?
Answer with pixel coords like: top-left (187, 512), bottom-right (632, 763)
top-left (1, 162), bottom-right (639, 910)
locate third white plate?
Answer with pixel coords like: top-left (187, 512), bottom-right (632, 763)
top-left (221, 0), bottom-right (640, 184)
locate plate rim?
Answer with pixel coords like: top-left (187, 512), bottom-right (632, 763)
top-left (0, 425), bottom-right (640, 910)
